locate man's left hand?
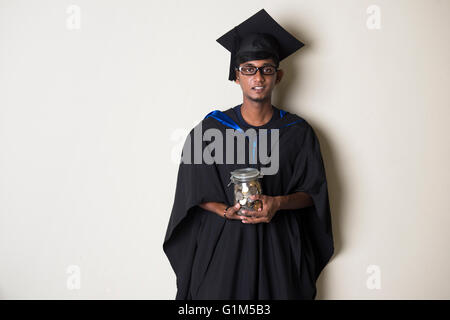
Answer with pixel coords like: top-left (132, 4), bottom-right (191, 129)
top-left (240, 194), bottom-right (280, 224)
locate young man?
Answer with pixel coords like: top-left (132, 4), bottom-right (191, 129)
top-left (163, 9), bottom-right (334, 300)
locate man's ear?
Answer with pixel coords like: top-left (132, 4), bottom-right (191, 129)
top-left (235, 70), bottom-right (240, 84)
top-left (275, 69), bottom-right (284, 84)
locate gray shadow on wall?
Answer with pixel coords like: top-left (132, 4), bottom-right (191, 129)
top-left (272, 25), bottom-right (346, 300)
top-left (310, 123), bottom-right (344, 300)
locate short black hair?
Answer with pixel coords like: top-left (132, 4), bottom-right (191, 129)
top-left (235, 51), bottom-right (280, 68)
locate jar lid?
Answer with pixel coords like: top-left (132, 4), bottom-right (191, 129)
top-left (229, 168), bottom-right (263, 185)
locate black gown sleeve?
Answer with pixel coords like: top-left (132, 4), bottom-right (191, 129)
top-left (162, 125), bottom-right (228, 299)
top-left (292, 123), bottom-right (334, 282)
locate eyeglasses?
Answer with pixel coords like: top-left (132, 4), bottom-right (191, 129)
top-left (235, 65), bottom-right (278, 76)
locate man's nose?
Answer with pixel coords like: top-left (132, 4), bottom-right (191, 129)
top-left (253, 68), bottom-right (265, 81)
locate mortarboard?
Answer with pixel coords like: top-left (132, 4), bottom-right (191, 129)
top-left (216, 9), bottom-right (305, 81)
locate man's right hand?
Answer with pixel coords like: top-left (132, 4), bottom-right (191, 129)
top-left (199, 201), bottom-right (244, 220)
top-left (224, 202), bottom-right (244, 220)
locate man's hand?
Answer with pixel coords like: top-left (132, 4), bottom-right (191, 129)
top-left (224, 202), bottom-right (244, 220)
top-left (240, 194), bottom-right (280, 224)
top-left (199, 202), bottom-right (243, 220)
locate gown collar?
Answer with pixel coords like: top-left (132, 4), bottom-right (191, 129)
top-left (204, 105), bottom-right (302, 131)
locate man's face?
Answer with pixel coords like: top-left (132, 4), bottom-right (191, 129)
top-left (235, 58), bottom-right (283, 103)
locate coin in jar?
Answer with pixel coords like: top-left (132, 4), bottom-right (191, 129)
top-left (253, 200), bottom-right (262, 211)
top-left (249, 185), bottom-right (258, 195)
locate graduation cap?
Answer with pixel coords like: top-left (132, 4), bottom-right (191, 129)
top-left (216, 9), bottom-right (305, 81)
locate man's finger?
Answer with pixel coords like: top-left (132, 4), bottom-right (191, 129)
top-left (250, 194), bottom-right (262, 201)
top-left (242, 216), bottom-right (267, 224)
top-left (230, 203), bottom-right (240, 212)
top-left (242, 210), bottom-right (268, 221)
top-left (226, 203), bottom-right (242, 219)
top-left (242, 209), bottom-right (265, 218)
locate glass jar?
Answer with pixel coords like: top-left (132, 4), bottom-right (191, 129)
top-left (228, 168), bottom-right (263, 216)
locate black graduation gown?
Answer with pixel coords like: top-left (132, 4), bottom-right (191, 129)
top-left (163, 105), bottom-right (334, 300)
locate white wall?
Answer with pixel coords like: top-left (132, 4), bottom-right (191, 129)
top-left (1, 0), bottom-right (449, 299)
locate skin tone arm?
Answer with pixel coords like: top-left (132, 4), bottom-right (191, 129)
top-left (198, 202), bottom-right (229, 217)
top-left (198, 202), bottom-right (243, 221)
top-left (276, 191), bottom-right (314, 211)
top-left (198, 192), bottom-right (313, 224)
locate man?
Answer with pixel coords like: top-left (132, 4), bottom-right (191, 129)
top-left (163, 9), bottom-right (334, 300)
